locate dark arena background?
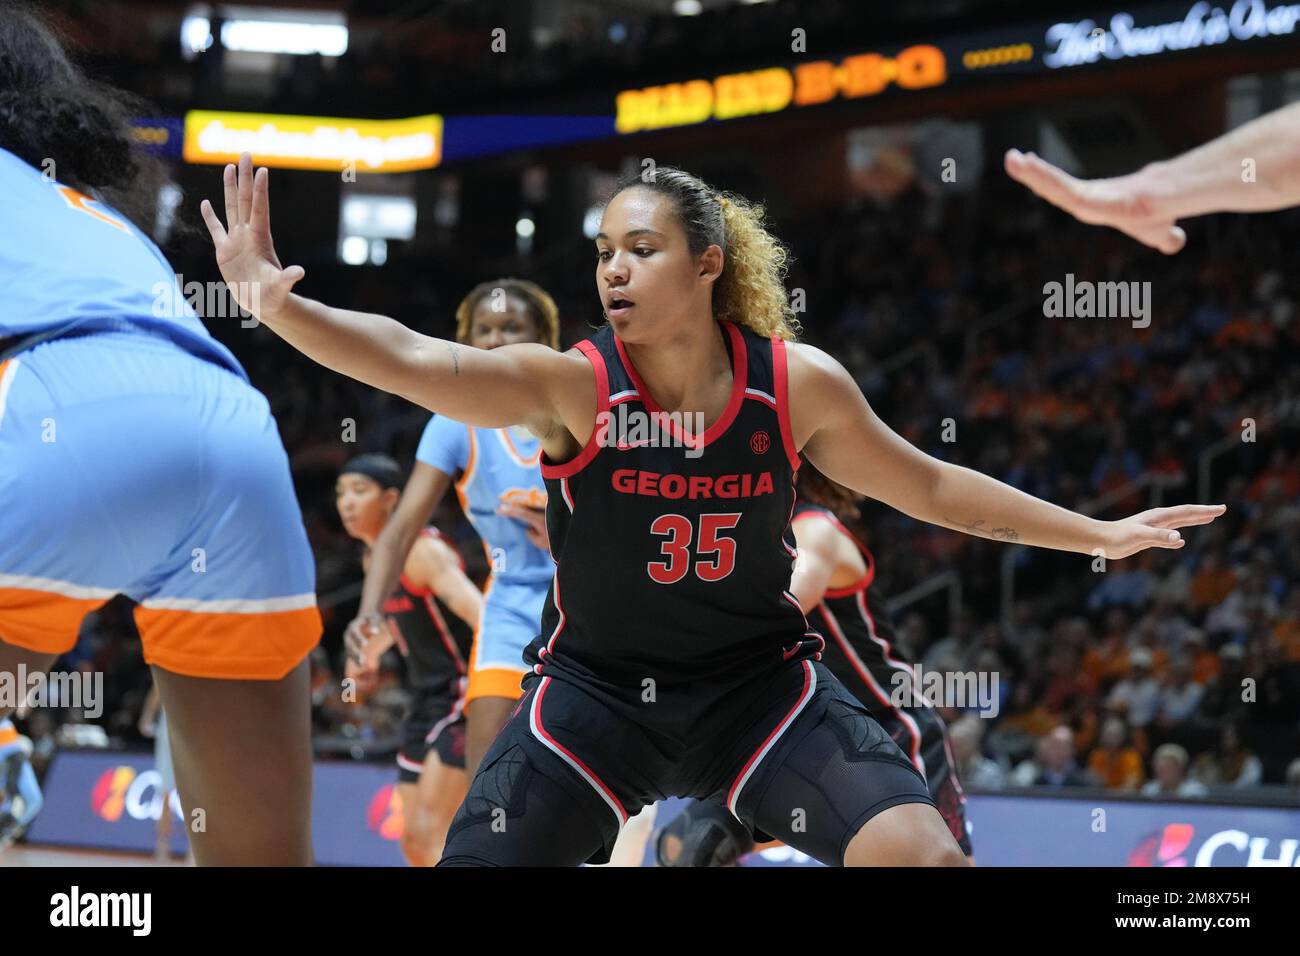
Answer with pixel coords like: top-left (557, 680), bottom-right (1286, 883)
top-left (2, 0), bottom-right (1299, 894)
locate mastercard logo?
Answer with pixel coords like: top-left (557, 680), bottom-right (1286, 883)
top-left (366, 784), bottom-right (404, 841)
top-left (90, 766), bottom-right (136, 822)
top-left (1128, 823), bottom-right (1194, 867)
top-left (90, 765), bottom-right (181, 824)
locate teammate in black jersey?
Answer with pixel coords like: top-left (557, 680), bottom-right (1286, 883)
top-left (204, 154), bottom-right (1224, 866)
top-left (656, 465), bottom-right (972, 866)
top-left (336, 455), bottom-right (481, 865)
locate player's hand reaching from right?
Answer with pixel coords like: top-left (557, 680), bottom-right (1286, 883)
top-left (200, 152), bottom-right (306, 319)
top-left (1003, 148), bottom-right (1187, 255)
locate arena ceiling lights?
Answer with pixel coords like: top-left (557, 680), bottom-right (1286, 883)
top-left (180, 5), bottom-right (348, 59)
top-left (156, 0), bottom-right (1300, 166)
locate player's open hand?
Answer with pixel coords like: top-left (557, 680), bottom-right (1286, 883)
top-left (199, 152), bottom-right (305, 319)
top-left (1004, 148), bottom-right (1187, 255)
top-left (498, 502), bottom-right (550, 551)
top-left (1100, 504), bottom-right (1226, 560)
top-left (344, 611), bottom-right (384, 667)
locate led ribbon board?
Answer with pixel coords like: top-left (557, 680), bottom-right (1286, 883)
top-left (1042, 0), bottom-right (1300, 68)
top-left (183, 110), bottom-right (442, 172)
top-left (614, 1), bottom-right (1300, 135)
top-left (615, 45), bottom-right (947, 134)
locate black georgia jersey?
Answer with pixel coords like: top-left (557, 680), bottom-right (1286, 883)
top-left (525, 320), bottom-right (824, 722)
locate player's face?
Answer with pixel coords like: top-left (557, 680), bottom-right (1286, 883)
top-left (335, 474), bottom-right (394, 540)
top-left (468, 297), bottom-right (541, 350)
top-left (596, 187), bottom-right (719, 344)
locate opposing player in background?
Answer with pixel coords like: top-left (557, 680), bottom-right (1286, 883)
top-left (337, 454), bottom-right (481, 865)
top-left (1004, 102), bottom-right (1300, 253)
top-left (0, 6), bottom-right (320, 864)
top-left (347, 282), bottom-right (559, 777)
top-left (202, 154), bottom-right (1224, 867)
top-left (656, 464), bottom-right (971, 866)
top-left (0, 717), bottom-right (42, 849)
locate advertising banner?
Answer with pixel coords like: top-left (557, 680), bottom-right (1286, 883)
top-left (27, 753), bottom-right (1300, 866)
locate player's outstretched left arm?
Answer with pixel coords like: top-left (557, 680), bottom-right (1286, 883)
top-left (788, 344), bottom-right (1225, 560)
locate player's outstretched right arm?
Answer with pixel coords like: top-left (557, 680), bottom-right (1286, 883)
top-left (200, 153), bottom-right (573, 433)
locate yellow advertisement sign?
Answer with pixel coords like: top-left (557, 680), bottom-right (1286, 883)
top-left (183, 111), bottom-right (442, 172)
top-left (616, 45), bottom-right (946, 134)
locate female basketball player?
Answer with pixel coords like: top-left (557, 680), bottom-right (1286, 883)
top-left (347, 283), bottom-right (559, 777)
top-left (201, 154), bottom-right (1223, 866)
top-left (656, 464), bottom-right (972, 866)
top-left (0, 8), bottom-right (319, 865)
top-left (336, 454), bottom-right (481, 865)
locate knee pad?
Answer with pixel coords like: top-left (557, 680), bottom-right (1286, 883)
top-left (655, 801), bottom-right (754, 867)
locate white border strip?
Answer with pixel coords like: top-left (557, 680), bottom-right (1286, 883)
top-left (528, 677), bottom-right (626, 828)
top-left (0, 573), bottom-right (115, 601)
top-left (728, 661), bottom-right (817, 816)
top-left (139, 593), bottom-right (318, 613)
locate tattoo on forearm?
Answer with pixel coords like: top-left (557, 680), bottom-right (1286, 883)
top-left (447, 342), bottom-right (460, 375)
top-left (944, 516), bottom-right (1020, 541)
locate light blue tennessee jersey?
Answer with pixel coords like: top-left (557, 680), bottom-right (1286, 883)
top-left (0, 146), bottom-right (245, 379)
top-left (416, 416), bottom-right (554, 585)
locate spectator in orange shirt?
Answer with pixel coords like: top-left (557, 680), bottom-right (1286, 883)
top-left (1147, 437), bottom-right (1187, 485)
top-left (1184, 629), bottom-right (1221, 684)
top-left (1041, 644), bottom-right (1097, 713)
top-left (1082, 608), bottom-right (1142, 691)
top-left (1065, 698), bottom-right (1100, 756)
top-left (1273, 586), bottom-right (1300, 662)
top-left (1188, 551), bottom-right (1239, 613)
top-left (1087, 716), bottom-right (1146, 791)
top-left (997, 682), bottom-right (1059, 739)
top-left (1214, 312), bottom-right (1273, 350)
top-left (1246, 450), bottom-right (1300, 503)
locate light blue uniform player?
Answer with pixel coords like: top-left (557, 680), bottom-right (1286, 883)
top-left (3, 6), bottom-right (320, 863)
top-left (417, 417), bottom-right (554, 704)
top-left (0, 145), bottom-right (321, 678)
top-left (0, 717), bottom-right (42, 848)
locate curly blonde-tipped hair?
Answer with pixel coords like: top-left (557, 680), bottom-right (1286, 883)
top-left (609, 167), bottom-right (802, 341)
top-left (454, 278), bottom-right (562, 350)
